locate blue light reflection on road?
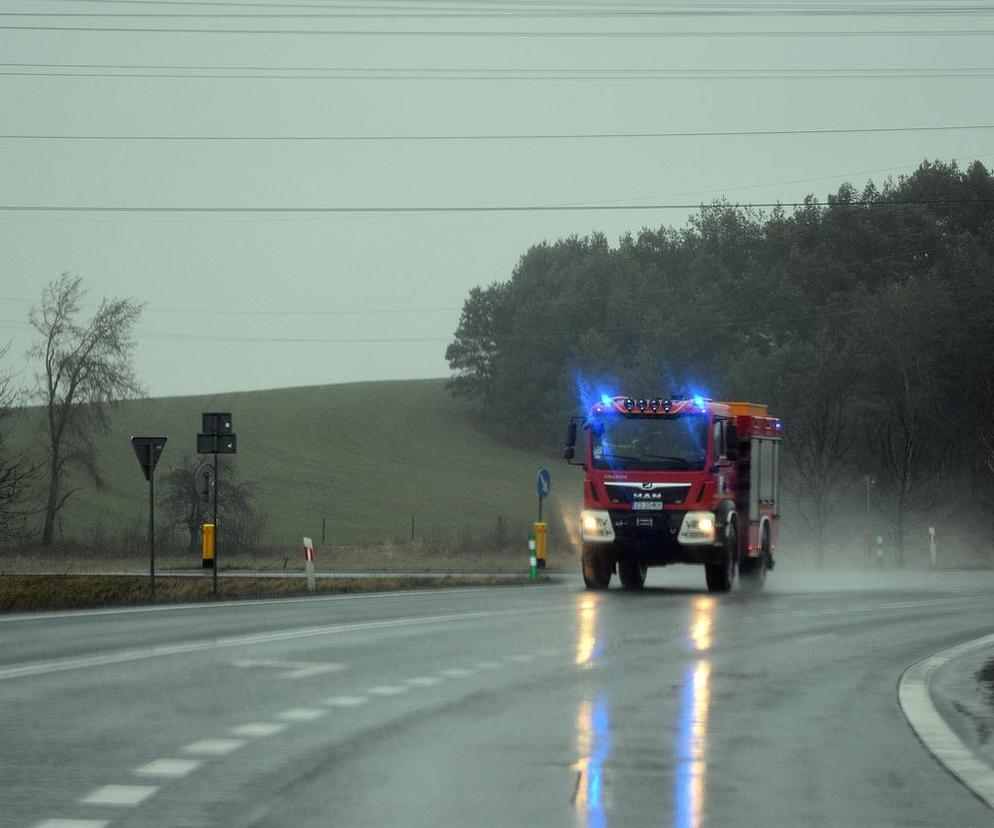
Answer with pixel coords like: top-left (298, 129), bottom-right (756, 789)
top-left (573, 594), bottom-right (611, 827)
top-left (574, 695), bottom-right (611, 828)
top-left (675, 597), bottom-right (715, 828)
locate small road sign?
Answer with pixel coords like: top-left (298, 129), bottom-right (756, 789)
top-left (131, 436), bottom-right (167, 482)
top-left (202, 412), bottom-right (233, 435)
top-left (536, 467), bottom-right (551, 499)
top-left (130, 436), bottom-right (167, 599)
top-left (536, 467), bottom-right (551, 523)
top-left (194, 463), bottom-right (215, 500)
top-left (197, 433), bottom-right (237, 455)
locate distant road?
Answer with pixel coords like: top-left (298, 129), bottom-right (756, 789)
top-left (2, 569), bottom-right (993, 827)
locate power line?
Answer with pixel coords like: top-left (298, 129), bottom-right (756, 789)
top-left (0, 296), bottom-right (460, 316)
top-left (7, 6), bottom-right (994, 18)
top-left (4, 24), bottom-right (994, 36)
top-left (3, 66), bottom-right (994, 81)
top-left (0, 199), bottom-right (992, 214)
top-left (2, 124), bottom-right (992, 141)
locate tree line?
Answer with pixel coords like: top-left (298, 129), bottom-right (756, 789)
top-left (446, 159), bottom-right (994, 566)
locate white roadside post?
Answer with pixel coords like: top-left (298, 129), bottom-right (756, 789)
top-left (303, 536), bottom-right (316, 592)
top-left (929, 527), bottom-right (937, 568)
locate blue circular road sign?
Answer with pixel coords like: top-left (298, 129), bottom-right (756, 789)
top-left (537, 467), bottom-right (551, 499)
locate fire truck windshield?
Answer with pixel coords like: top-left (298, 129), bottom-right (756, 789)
top-left (590, 414), bottom-right (708, 471)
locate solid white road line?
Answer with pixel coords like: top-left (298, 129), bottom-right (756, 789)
top-left (322, 695), bottom-right (369, 707)
top-left (277, 708), bottom-right (327, 722)
top-left (80, 785), bottom-right (159, 806)
top-left (899, 631), bottom-right (994, 808)
top-left (1, 582), bottom-right (574, 624)
top-left (133, 758), bottom-right (202, 778)
top-left (182, 738), bottom-right (246, 756)
top-left (0, 605), bottom-right (569, 681)
top-left (230, 722), bottom-right (288, 737)
top-left (35, 821), bottom-right (110, 828)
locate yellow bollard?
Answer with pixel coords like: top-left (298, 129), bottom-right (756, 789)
top-left (533, 521), bottom-right (547, 569)
top-left (202, 523), bottom-right (215, 569)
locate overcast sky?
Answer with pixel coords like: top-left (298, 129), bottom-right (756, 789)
top-left (0, 0), bottom-right (991, 398)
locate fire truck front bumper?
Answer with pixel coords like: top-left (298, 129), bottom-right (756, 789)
top-left (581, 509), bottom-right (723, 565)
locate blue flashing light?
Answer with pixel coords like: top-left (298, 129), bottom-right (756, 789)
top-left (600, 394), bottom-right (614, 407)
top-left (693, 395), bottom-right (706, 410)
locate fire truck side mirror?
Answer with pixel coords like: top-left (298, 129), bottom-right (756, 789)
top-left (565, 422), bottom-right (578, 449)
top-left (563, 446), bottom-right (576, 461)
top-left (726, 422), bottom-right (739, 448)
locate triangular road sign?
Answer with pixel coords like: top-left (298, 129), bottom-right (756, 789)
top-left (131, 436), bottom-right (167, 481)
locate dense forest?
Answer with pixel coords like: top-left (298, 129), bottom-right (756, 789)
top-left (446, 159), bottom-right (994, 566)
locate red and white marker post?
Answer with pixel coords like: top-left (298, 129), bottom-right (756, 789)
top-left (303, 536), bottom-right (316, 592)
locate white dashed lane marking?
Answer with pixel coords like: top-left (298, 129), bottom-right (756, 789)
top-left (406, 676), bottom-right (443, 687)
top-left (231, 722), bottom-right (288, 737)
top-left (230, 659), bottom-right (346, 679)
top-left (35, 821), bottom-right (110, 828)
top-left (183, 738), bottom-right (246, 756)
top-left (475, 661), bottom-right (502, 670)
top-left (440, 667), bottom-right (474, 678)
top-left (508, 654), bottom-right (535, 663)
top-left (133, 758), bottom-right (202, 778)
top-left (368, 685), bottom-right (408, 696)
top-left (277, 708), bottom-right (327, 722)
top-left (80, 784), bottom-right (159, 806)
top-left (323, 695), bottom-right (369, 707)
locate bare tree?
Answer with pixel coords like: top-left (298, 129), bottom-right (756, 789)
top-left (161, 454), bottom-right (265, 556)
top-left (769, 330), bottom-right (856, 568)
top-left (28, 274), bottom-right (145, 546)
top-left (980, 376), bottom-right (994, 477)
top-left (874, 364), bottom-right (947, 567)
top-left (0, 344), bottom-right (34, 540)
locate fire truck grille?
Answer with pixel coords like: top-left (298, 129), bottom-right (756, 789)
top-left (604, 484), bottom-right (691, 506)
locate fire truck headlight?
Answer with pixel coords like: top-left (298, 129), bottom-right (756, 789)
top-left (581, 510), bottom-right (615, 543)
top-left (678, 511), bottom-right (717, 545)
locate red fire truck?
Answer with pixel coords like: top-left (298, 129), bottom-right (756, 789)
top-left (563, 395), bottom-right (782, 592)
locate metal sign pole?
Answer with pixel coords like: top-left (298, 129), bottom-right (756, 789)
top-left (212, 448), bottom-right (219, 597)
top-left (148, 443), bottom-right (155, 599)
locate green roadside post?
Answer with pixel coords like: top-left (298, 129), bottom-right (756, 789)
top-left (528, 529), bottom-right (537, 582)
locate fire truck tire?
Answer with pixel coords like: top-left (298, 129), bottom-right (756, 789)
top-left (581, 544), bottom-right (613, 590)
top-left (741, 526), bottom-right (770, 591)
top-left (705, 521), bottom-right (737, 593)
top-left (618, 559), bottom-right (647, 590)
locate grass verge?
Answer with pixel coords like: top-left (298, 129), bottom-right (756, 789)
top-left (0, 573), bottom-right (549, 614)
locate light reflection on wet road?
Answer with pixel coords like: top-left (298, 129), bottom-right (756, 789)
top-left (674, 597), bottom-right (715, 828)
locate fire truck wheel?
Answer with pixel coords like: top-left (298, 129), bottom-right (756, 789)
top-left (741, 527), bottom-right (771, 591)
top-left (705, 521), bottom-right (737, 593)
top-left (581, 544), bottom-right (613, 590)
top-left (618, 558), bottom-right (648, 590)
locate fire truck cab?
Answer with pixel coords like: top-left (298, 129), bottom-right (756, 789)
top-left (563, 395), bottom-right (782, 593)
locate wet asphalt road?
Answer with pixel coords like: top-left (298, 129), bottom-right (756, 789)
top-left (3, 567), bottom-right (994, 827)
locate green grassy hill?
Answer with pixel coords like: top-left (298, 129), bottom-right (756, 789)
top-left (10, 379), bottom-right (583, 555)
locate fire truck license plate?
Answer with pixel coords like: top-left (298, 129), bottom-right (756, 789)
top-left (632, 501), bottom-right (663, 511)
